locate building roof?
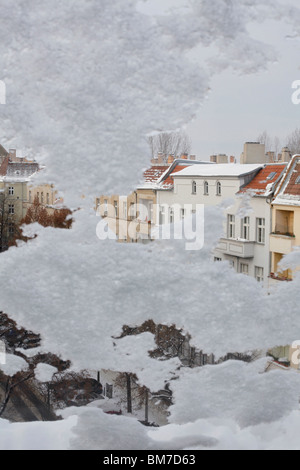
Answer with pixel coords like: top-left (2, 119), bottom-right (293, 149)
top-left (238, 163), bottom-right (287, 197)
top-left (143, 166), bottom-right (169, 184)
top-left (0, 157), bottom-right (39, 181)
top-left (273, 155), bottom-right (300, 206)
top-left (172, 163), bottom-right (264, 178)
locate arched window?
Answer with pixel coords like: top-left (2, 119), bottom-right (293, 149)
top-left (216, 181), bottom-right (221, 196)
top-left (204, 181), bottom-right (209, 195)
top-left (192, 181), bottom-right (197, 194)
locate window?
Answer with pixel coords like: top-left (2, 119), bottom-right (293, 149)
top-left (227, 214), bottom-right (235, 239)
top-left (256, 218), bottom-right (265, 244)
top-left (266, 172), bottom-right (277, 181)
top-left (204, 181), bottom-right (209, 195)
top-left (8, 186), bottom-right (14, 195)
top-left (104, 199), bottom-right (108, 216)
top-left (255, 266), bottom-right (264, 283)
top-left (169, 207), bottom-right (174, 224)
top-left (180, 208), bottom-right (185, 220)
top-left (47, 193), bottom-right (50, 205)
top-left (123, 201), bottom-right (127, 219)
top-left (216, 181), bottom-right (221, 196)
top-left (29, 191), bottom-right (32, 203)
top-left (159, 205), bottom-right (165, 224)
top-left (192, 181), bottom-right (197, 194)
top-left (8, 204), bottom-right (14, 214)
top-left (240, 263), bottom-right (249, 275)
top-left (241, 217), bottom-right (250, 240)
top-left (41, 192), bottom-right (44, 204)
top-left (214, 257), bottom-right (222, 262)
top-left (8, 223), bottom-right (14, 235)
top-left (114, 201), bottom-right (118, 217)
top-left (296, 175), bottom-right (300, 184)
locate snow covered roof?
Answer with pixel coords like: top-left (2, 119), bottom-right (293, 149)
top-left (273, 155), bottom-right (300, 206)
top-left (172, 163), bottom-right (264, 178)
top-left (238, 163), bottom-right (287, 197)
top-left (0, 156), bottom-right (39, 181)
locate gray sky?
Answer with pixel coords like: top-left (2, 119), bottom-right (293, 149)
top-left (138, 0), bottom-right (300, 160)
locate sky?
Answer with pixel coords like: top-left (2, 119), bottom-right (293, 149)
top-left (138, 0), bottom-right (300, 161)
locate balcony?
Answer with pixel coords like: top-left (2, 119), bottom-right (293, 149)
top-left (216, 238), bottom-right (255, 258)
top-left (270, 233), bottom-right (295, 255)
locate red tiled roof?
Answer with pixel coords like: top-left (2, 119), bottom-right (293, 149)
top-left (283, 162), bottom-right (300, 196)
top-left (143, 166), bottom-right (169, 183)
top-left (239, 164), bottom-right (286, 195)
top-left (160, 165), bottom-right (188, 188)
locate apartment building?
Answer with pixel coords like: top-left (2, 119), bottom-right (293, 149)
top-left (214, 164), bottom-right (287, 284)
top-left (270, 155), bottom-right (300, 280)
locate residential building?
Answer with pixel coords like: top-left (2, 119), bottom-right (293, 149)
top-left (270, 154), bottom-right (300, 280)
top-left (214, 163), bottom-right (287, 284)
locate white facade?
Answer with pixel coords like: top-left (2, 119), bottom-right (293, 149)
top-left (155, 164), bottom-right (263, 223)
top-left (214, 194), bottom-right (272, 286)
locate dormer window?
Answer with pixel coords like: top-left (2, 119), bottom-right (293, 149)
top-left (192, 181), bottom-right (197, 194)
top-left (204, 181), bottom-right (209, 195)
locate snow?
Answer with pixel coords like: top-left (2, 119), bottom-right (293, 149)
top-left (0, 0), bottom-right (299, 451)
top-left (34, 363), bottom-right (58, 383)
top-left (0, 354), bottom-right (28, 377)
top-left (173, 164), bottom-right (264, 178)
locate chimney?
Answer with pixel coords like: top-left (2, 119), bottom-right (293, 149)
top-left (189, 154), bottom-right (196, 161)
top-left (167, 154), bottom-right (175, 164)
top-left (281, 147), bottom-right (292, 162)
top-left (181, 153), bottom-right (188, 160)
top-left (230, 156), bottom-right (236, 164)
top-left (8, 149), bottom-right (16, 161)
top-left (210, 155), bottom-right (217, 163)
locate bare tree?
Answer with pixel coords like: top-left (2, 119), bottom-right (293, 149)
top-left (147, 131), bottom-right (191, 162)
top-left (286, 128), bottom-right (300, 155)
top-left (0, 189), bottom-right (19, 253)
top-left (257, 131), bottom-right (272, 152)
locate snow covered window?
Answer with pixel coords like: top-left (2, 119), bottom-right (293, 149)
top-left (256, 218), bottom-right (265, 244)
top-left (227, 214), bottom-right (235, 239)
top-left (241, 217), bottom-right (250, 240)
top-left (240, 263), bottom-right (249, 275)
top-left (255, 266), bottom-right (264, 283)
top-left (204, 181), bottom-right (209, 195)
top-left (8, 204), bottom-right (14, 214)
top-left (192, 181), bottom-right (197, 194)
top-left (216, 181), bottom-right (221, 196)
top-left (8, 186), bottom-right (14, 195)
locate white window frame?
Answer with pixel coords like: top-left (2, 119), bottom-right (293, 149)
top-left (241, 216), bottom-right (250, 240)
top-left (240, 263), bottom-right (249, 275)
top-left (227, 214), bottom-right (235, 239)
top-left (192, 181), bottom-right (197, 194)
top-left (255, 266), bottom-right (264, 282)
top-left (216, 181), bottom-right (221, 196)
top-left (204, 181), bottom-right (209, 195)
top-left (256, 218), bottom-right (265, 244)
top-left (8, 204), bottom-right (14, 215)
top-left (8, 186), bottom-right (14, 196)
